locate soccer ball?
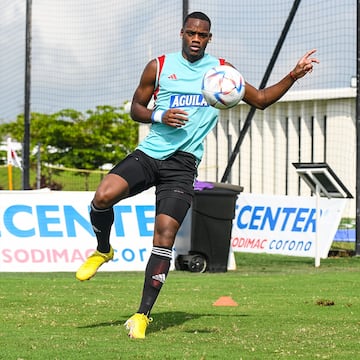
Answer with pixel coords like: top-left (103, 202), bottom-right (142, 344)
top-left (201, 65), bottom-right (245, 109)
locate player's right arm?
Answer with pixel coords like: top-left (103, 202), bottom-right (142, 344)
top-left (130, 59), bottom-right (158, 124)
top-left (130, 59), bottom-right (188, 127)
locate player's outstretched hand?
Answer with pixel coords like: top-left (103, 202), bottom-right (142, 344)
top-left (291, 49), bottom-right (319, 80)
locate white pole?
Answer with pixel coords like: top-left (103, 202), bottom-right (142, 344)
top-left (36, 143), bottom-right (41, 189)
top-left (315, 184), bottom-right (321, 267)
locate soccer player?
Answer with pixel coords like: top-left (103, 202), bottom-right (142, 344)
top-left (76, 11), bottom-right (319, 339)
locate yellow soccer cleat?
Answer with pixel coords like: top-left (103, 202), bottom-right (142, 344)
top-left (76, 247), bottom-right (114, 281)
top-left (124, 313), bottom-right (153, 339)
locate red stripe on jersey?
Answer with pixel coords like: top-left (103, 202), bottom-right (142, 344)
top-left (154, 55), bottom-right (166, 100)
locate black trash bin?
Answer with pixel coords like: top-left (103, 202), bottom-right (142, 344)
top-left (175, 183), bottom-right (243, 273)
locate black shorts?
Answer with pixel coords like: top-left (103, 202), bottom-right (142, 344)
top-left (109, 149), bottom-right (198, 223)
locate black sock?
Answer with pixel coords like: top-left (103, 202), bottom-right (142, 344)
top-left (137, 246), bottom-right (172, 316)
top-left (90, 201), bottom-right (114, 253)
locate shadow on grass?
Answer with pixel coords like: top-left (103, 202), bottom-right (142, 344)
top-left (77, 311), bottom-right (249, 334)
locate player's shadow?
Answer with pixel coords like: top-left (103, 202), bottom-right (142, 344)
top-left (77, 311), bottom-right (248, 334)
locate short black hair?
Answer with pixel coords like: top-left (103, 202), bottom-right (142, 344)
top-left (183, 11), bottom-right (211, 29)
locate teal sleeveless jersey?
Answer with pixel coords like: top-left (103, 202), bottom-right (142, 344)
top-left (136, 52), bottom-right (223, 162)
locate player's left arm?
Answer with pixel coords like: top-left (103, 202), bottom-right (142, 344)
top-left (230, 49), bottom-right (319, 110)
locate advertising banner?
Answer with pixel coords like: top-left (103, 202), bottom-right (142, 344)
top-left (0, 189), bottom-right (155, 272)
top-left (231, 193), bottom-right (347, 258)
top-left (0, 190), bottom-right (346, 272)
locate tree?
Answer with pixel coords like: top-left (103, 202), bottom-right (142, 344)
top-left (0, 104), bottom-right (139, 189)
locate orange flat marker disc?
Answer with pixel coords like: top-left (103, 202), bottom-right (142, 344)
top-left (213, 296), bottom-right (238, 307)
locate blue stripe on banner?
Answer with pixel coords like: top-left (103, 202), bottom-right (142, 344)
top-left (333, 229), bottom-right (355, 242)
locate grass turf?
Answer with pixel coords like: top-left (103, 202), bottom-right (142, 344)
top-left (0, 252), bottom-right (359, 359)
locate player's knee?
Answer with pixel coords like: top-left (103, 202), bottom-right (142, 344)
top-left (153, 231), bottom-right (176, 248)
top-left (93, 188), bottom-right (116, 208)
top-left (153, 221), bottom-right (177, 248)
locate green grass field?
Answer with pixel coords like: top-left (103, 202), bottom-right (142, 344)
top-left (1, 252), bottom-right (359, 360)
